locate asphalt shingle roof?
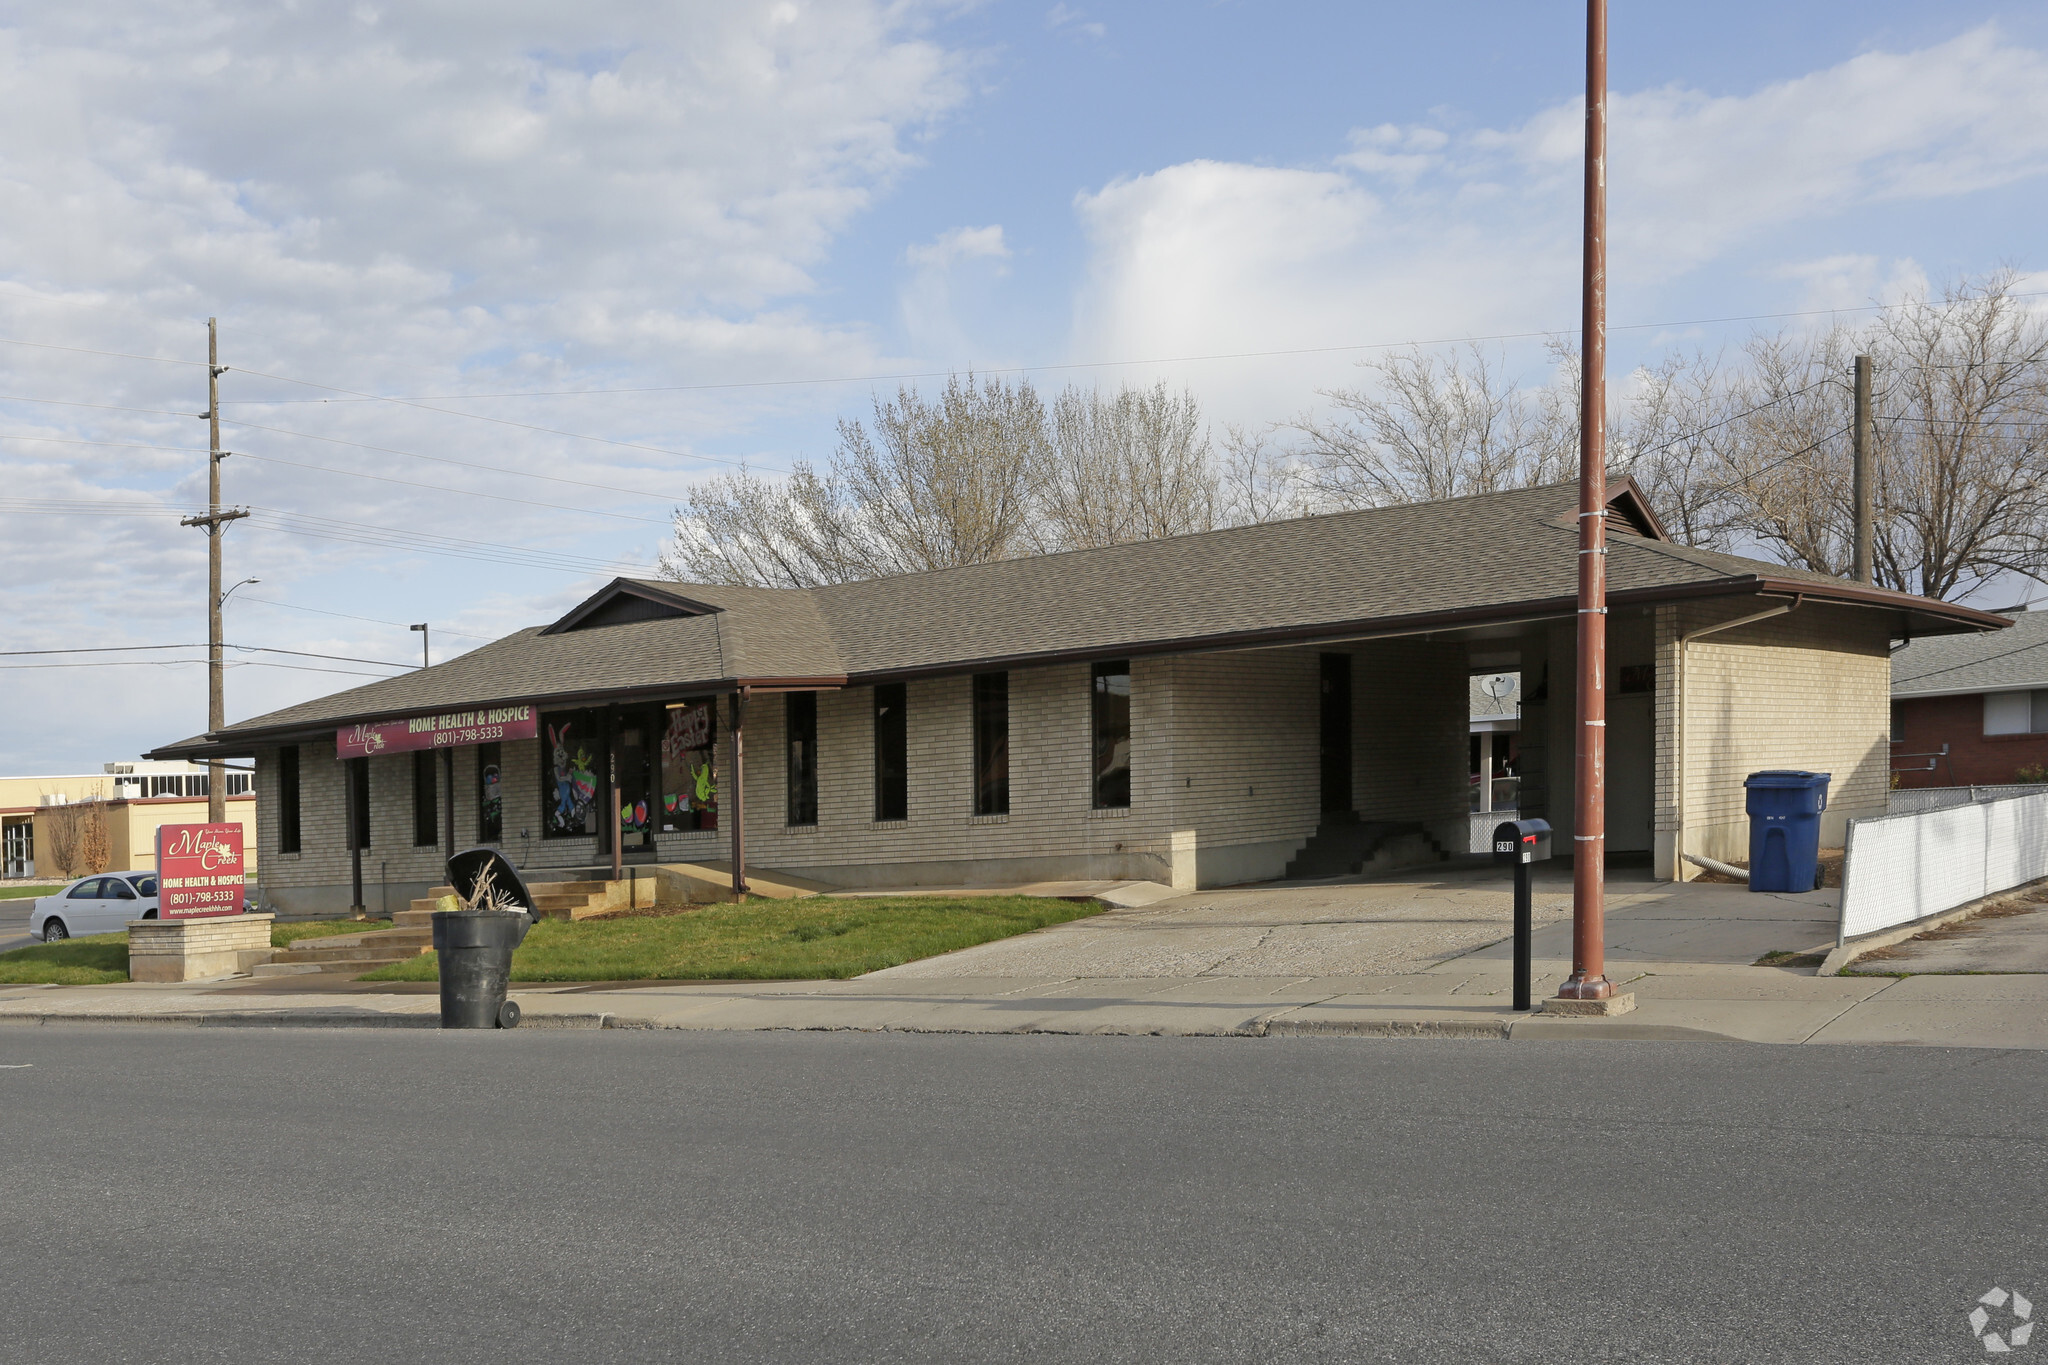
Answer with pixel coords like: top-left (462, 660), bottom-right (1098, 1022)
top-left (162, 479), bottom-right (2006, 753)
top-left (1893, 609), bottom-right (2048, 697)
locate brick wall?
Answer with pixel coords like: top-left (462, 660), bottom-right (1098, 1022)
top-left (250, 638), bottom-right (1472, 899)
top-left (1891, 692), bottom-right (2048, 787)
top-left (1653, 600), bottom-right (1890, 878)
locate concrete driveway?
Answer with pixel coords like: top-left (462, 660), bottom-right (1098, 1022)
top-left (868, 862), bottom-right (1841, 983)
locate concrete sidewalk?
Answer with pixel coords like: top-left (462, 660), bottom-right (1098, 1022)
top-left (4, 967), bottom-right (2046, 1046)
top-left (4, 866), bottom-right (2044, 1046)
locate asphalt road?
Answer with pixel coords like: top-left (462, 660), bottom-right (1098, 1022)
top-left (0, 899), bottom-right (35, 951)
top-left (1, 1029), bottom-right (2041, 1364)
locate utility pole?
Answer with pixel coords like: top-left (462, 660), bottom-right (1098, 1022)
top-left (1557, 0), bottom-right (1619, 1008)
top-left (1852, 354), bottom-right (1875, 585)
top-left (411, 622), bottom-right (430, 669)
top-left (180, 318), bottom-right (247, 823)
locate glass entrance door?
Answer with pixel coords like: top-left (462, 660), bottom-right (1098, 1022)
top-left (613, 708), bottom-right (656, 854)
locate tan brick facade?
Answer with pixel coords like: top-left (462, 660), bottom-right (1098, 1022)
top-left (1653, 600), bottom-right (1890, 878)
top-left (251, 640), bottom-right (1471, 910)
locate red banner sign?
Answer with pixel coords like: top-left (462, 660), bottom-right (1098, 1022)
top-left (336, 705), bottom-right (539, 759)
top-left (156, 823), bottom-right (247, 919)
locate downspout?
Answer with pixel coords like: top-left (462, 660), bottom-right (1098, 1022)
top-left (1673, 596), bottom-right (1800, 881)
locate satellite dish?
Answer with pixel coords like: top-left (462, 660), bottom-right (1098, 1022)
top-left (1483, 674), bottom-right (1515, 701)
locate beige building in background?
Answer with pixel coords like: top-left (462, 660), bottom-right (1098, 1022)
top-left (1, 760), bottom-right (255, 880)
top-left (153, 480), bottom-right (1999, 915)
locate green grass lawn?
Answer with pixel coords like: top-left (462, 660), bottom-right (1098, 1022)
top-left (273, 918), bottom-right (386, 948)
top-left (0, 918), bottom-right (373, 985)
top-left (0, 933), bottom-right (129, 985)
top-left (359, 895), bottom-right (1102, 983)
top-left (0, 884), bottom-right (59, 900)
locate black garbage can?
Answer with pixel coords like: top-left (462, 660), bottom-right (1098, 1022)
top-left (430, 908), bottom-right (530, 1028)
top-left (433, 847), bottom-right (538, 1029)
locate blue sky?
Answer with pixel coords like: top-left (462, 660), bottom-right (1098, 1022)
top-left (2, 1), bottom-right (2046, 772)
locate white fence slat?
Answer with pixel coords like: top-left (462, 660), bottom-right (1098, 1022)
top-left (1841, 791), bottom-right (2048, 940)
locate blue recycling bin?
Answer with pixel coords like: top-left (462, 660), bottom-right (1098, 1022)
top-left (1744, 770), bottom-right (1831, 892)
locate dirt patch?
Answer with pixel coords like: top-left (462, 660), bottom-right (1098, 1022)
top-left (1694, 847), bottom-right (1843, 889)
top-left (1751, 948), bottom-right (1830, 969)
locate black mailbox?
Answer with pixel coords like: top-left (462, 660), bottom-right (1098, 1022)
top-left (1492, 818), bottom-right (1552, 866)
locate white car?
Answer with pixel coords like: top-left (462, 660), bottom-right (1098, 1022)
top-left (31, 872), bottom-right (161, 942)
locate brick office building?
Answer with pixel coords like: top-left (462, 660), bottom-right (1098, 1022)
top-left (1891, 607), bottom-right (2048, 787)
top-left (153, 480), bottom-right (2002, 914)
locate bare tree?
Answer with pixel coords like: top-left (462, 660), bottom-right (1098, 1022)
top-left (1033, 381), bottom-right (1218, 551)
top-left (1290, 344), bottom-right (1572, 508)
top-left (1700, 274), bottom-right (2048, 600)
top-left (662, 373), bottom-right (1048, 586)
top-left (1218, 422), bottom-right (1308, 526)
top-left (39, 802), bottom-right (109, 879)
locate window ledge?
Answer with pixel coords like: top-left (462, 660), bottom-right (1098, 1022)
top-left (967, 813), bottom-right (1009, 825)
top-left (873, 819), bottom-right (909, 829)
top-left (1088, 806), bottom-right (1132, 819)
top-left (783, 823), bottom-right (819, 834)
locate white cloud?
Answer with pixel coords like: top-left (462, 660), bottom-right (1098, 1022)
top-left (1070, 24), bottom-right (2048, 424)
top-left (1046, 5), bottom-right (1105, 40)
top-left (905, 225), bottom-right (1010, 270)
top-left (0, 1), bottom-right (972, 768)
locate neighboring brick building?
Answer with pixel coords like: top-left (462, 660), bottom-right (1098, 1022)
top-left (152, 480), bottom-right (2004, 913)
top-left (1891, 608), bottom-right (2048, 787)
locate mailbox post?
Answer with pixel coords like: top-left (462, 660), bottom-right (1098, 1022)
top-left (1492, 818), bottom-right (1553, 1011)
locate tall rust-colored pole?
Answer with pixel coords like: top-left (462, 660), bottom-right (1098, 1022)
top-left (1559, 0), bottom-right (1614, 1002)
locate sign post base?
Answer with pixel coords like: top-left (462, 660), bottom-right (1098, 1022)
top-left (127, 913), bottom-right (274, 983)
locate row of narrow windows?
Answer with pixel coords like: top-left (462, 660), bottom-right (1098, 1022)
top-left (268, 663), bottom-right (1134, 854)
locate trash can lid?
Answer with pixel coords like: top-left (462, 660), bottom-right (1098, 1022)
top-left (1743, 770), bottom-right (1832, 787)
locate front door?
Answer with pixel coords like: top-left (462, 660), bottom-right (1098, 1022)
top-left (609, 708), bottom-right (657, 856)
top-left (1320, 653), bottom-right (1353, 813)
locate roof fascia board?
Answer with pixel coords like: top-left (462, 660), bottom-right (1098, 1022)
top-left (1895, 681), bottom-right (2048, 700)
top-left (170, 673), bottom-right (854, 751)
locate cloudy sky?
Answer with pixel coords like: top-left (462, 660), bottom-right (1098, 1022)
top-left (4, 1), bottom-right (2047, 772)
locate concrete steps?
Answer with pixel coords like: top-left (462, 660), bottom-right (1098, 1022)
top-left (1283, 816), bottom-right (1453, 880)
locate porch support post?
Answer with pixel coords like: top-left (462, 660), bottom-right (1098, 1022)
top-left (442, 746), bottom-right (455, 866)
top-left (346, 759), bottom-right (364, 915)
top-left (608, 704), bottom-right (623, 884)
top-left (729, 688), bottom-right (749, 900)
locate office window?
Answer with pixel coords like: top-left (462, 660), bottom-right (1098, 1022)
top-left (277, 746), bottom-right (301, 855)
top-left (973, 672), bottom-right (1009, 816)
top-left (413, 750), bottom-right (438, 847)
top-left (540, 708), bottom-right (604, 838)
top-left (477, 742), bottom-right (502, 844)
top-left (347, 757), bottom-right (371, 851)
top-left (1984, 690), bottom-right (2048, 736)
top-left (787, 692), bottom-right (818, 826)
top-left (1092, 661), bottom-right (1131, 809)
top-left (874, 683), bottom-right (908, 821)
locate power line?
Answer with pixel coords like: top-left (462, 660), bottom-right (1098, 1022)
top-left (222, 365), bottom-right (743, 469)
top-left (0, 432), bottom-right (206, 455)
top-left (208, 291), bottom-right (2048, 405)
top-left (224, 416), bottom-right (718, 498)
top-left (232, 595), bottom-right (497, 641)
top-left (233, 450), bottom-right (674, 525)
top-left (0, 336), bottom-right (206, 367)
top-left (0, 393), bottom-right (200, 419)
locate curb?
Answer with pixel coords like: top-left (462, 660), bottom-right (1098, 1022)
top-left (1264, 1017), bottom-right (1510, 1039)
top-left (0, 1010), bottom-right (617, 1031)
